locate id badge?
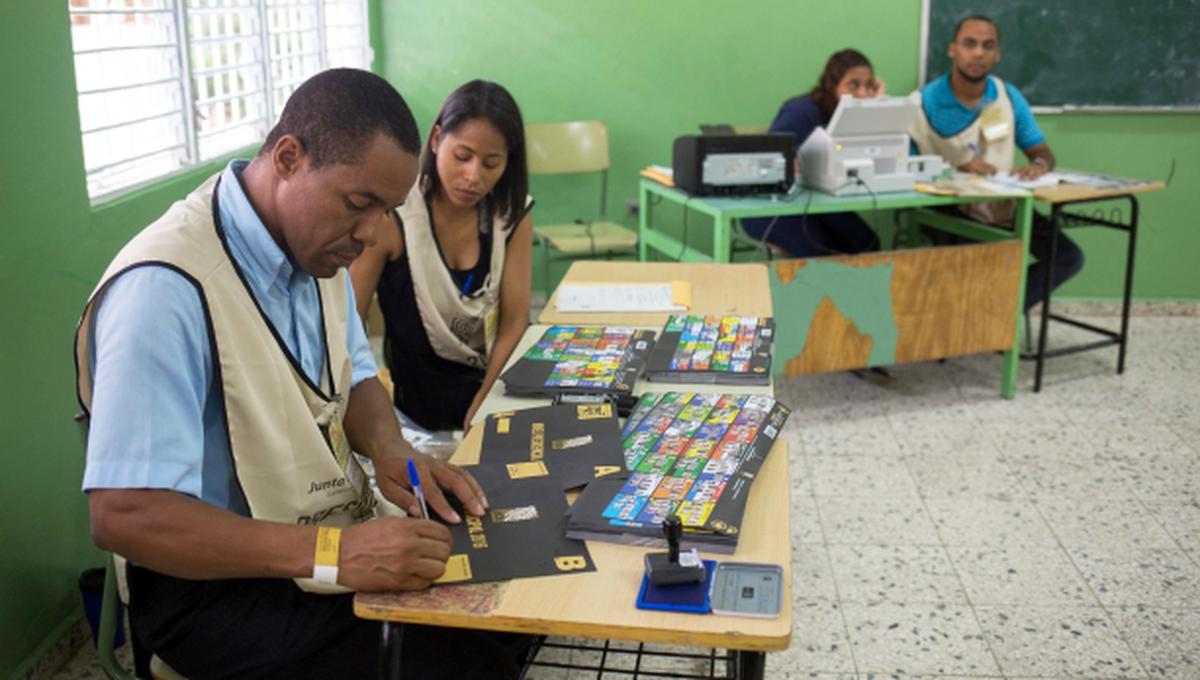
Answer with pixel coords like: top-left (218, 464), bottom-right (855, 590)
top-left (979, 104), bottom-right (1010, 142)
top-left (483, 304), bottom-right (499, 356)
top-left (318, 396), bottom-right (374, 513)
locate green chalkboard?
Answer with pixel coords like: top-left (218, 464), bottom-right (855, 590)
top-left (923, 0), bottom-right (1200, 109)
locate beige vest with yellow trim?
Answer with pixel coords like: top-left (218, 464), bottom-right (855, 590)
top-left (910, 76), bottom-right (1017, 226)
top-left (75, 174), bottom-right (371, 594)
top-left (396, 182), bottom-right (531, 368)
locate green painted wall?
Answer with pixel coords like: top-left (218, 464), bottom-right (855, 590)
top-left (1036, 114), bottom-right (1197, 298)
top-left (0, 0), bottom-right (1196, 675)
top-left (379, 0), bottom-right (1199, 299)
top-left (0, 4), bottom-right (252, 676)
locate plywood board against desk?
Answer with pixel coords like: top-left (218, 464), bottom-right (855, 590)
top-left (540, 261), bottom-right (772, 327)
top-left (771, 241), bottom-right (1023, 375)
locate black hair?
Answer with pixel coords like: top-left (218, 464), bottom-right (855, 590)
top-left (952, 15), bottom-right (1000, 42)
top-left (258, 68), bottom-right (420, 168)
top-left (420, 80), bottom-right (529, 228)
top-left (810, 49), bottom-right (874, 123)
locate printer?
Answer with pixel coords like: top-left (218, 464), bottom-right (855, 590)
top-left (799, 94), bottom-right (945, 196)
top-left (672, 133), bottom-right (794, 196)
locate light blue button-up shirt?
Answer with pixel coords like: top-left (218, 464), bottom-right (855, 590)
top-left (82, 160), bottom-right (377, 515)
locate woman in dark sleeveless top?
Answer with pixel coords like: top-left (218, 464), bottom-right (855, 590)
top-left (351, 80), bottom-right (532, 431)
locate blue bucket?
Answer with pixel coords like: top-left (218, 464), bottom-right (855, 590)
top-left (79, 567), bottom-right (126, 649)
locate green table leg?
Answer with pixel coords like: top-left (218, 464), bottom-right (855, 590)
top-left (1000, 195), bottom-right (1034, 399)
top-left (897, 208), bottom-right (921, 249)
top-left (99, 554), bottom-right (134, 680)
top-left (714, 214), bottom-right (732, 263)
top-left (638, 182), bottom-right (650, 262)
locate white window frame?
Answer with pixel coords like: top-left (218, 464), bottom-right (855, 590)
top-left (69, 0), bottom-right (372, 205)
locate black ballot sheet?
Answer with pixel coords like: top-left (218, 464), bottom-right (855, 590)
top-left (433, 462), bottom-right (595, 586)
top-left (480, 403), bottom-right (626, 491)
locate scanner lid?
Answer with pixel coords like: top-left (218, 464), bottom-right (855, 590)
top-left (827, 94), bottom-right (919, 138)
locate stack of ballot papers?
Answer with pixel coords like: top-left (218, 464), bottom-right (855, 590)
top-left (565, 391), bottom-right (790, 553)
top-left (434, 463), bottom-right (595, 584)
top-left (478, 403), bottom-right (625, 491)
top-left (499, 325), bottom-right (655, 400)
top-left (643, 315), bottom-right (774, 385)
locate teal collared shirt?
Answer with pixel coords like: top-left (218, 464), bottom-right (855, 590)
top-left (920, 74), bottom-right (1046, 150)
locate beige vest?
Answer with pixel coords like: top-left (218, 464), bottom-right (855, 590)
top-left (75, 174), bottom-right (373, 594)
top-left (396, 182), bottom-right (530, 368)
top-left (911, 76), bottom-right (1017, 226)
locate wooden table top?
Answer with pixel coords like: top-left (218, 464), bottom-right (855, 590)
top-left (357, 258), bottom-right (792, 651)
top-left (539, 261), bottom-right (773, 327)
top-left (1033, 180), bottom-right (1167, 204)
top-left (356, 326), bottom-right (791, 650)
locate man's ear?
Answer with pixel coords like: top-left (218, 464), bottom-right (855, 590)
top-left (272, 134), bottom-right (306, 179)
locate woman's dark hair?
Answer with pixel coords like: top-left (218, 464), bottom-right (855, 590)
top-left (809, 49), bottom-right (874, 123)
top-left (420, 80), bottom-right (528, 228)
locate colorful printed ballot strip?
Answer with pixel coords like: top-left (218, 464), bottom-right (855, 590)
top-left (645, 315), bottom-right (774, 385)
top-left (565, 391), bottom-right (789, 553)
top-left (536, 326), bottom-right (638, 389)
top-left (606, 391), bottom-right (776, 528)
top-left (500, 326), bottom-right (655, 398)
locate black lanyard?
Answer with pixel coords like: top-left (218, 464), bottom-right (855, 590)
top-left (210, 174), bottom-right (338, 400)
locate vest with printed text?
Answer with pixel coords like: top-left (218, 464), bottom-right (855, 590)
top-left (75, 174), bottom-right (372, 594)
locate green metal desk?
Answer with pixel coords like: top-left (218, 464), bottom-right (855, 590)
top-left (636, 180), bottom-right (1035, 398)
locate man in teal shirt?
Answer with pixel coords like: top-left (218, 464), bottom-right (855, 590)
top-left (912, 15), bottom-right (1083, 310)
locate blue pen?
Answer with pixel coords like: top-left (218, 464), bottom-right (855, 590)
top-left (460, 272), bottom-right (474, 296)
top-left (406, 459), bottom-right (430, 519)
top-left (967, 142), bottom-right (981, 159)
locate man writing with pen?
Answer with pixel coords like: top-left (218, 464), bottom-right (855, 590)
top-left (911, 14), bottom-right (1084, 309)
top-left (77, 69), bottom-right (528, 679)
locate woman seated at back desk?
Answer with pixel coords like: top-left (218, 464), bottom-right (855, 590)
top-left (743, 48), bottom-right (884, 257)
top-left (351, 80), bottom-right (533, 432)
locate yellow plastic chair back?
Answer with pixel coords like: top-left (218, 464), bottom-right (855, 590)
top-left (733, 124), bottom-right (769, 135)
top-left (525, 121), bottom-right (610, 175)
top-left (524, 120), bottom-right (637, 292)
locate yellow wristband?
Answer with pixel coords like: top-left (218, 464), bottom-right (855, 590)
top-left (312, 526), bottom-right (341, 585)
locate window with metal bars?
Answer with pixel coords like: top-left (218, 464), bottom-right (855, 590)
top-left (68, 0), bottom-right (371, 203)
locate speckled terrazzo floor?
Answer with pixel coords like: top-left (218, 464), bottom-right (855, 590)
top-left (46, 316), bottom-right (1200, 679)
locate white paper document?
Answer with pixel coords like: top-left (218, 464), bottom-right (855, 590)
top-left (555, 282), bottom-right (691, 313)
top-left (1055, 171), bottom-right (1150, 190)
top-left (648, 164), bottom-right (674, 179)
top-left (995, 171), bottom-right (1064, 189)
top-left (918, 173), bottom-right (1030, 197)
